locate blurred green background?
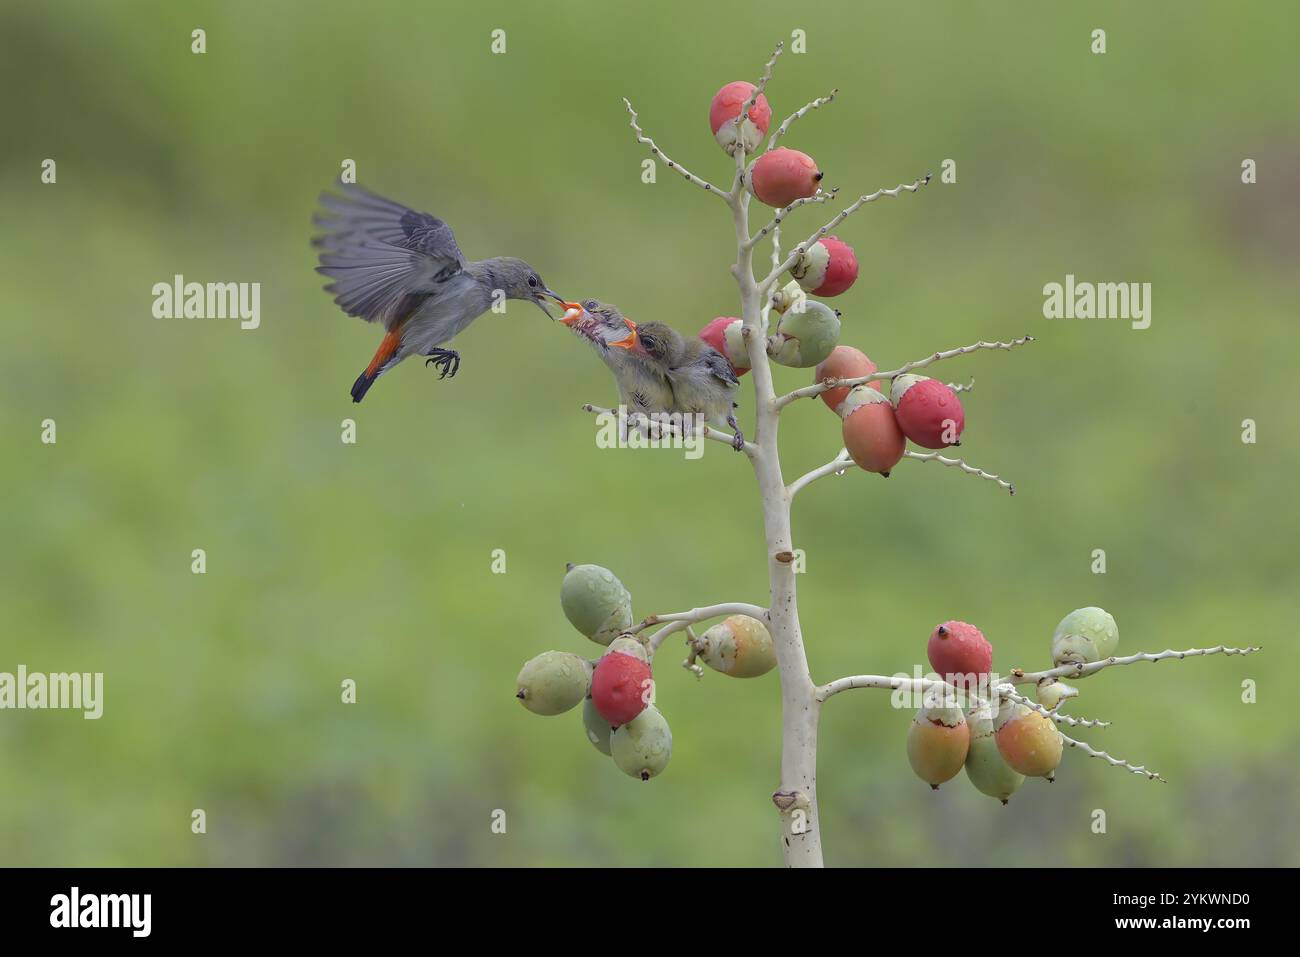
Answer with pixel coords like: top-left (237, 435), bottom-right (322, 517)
top-left (2, 0), bottom-right (1297, 867)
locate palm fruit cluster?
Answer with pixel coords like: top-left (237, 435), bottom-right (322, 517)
top-left (794, 338), bottom-right (968, 476)
top-left (515, 563), bottom-right (671, 781)
top-left (704, 80), bottom-right (972, 477)
top-left (904, 608), bottom-right (1120, 799)
top-left (520, 562), bottom-right (787, 781)
top-left (513, 564), bottom-right (665, 779)
top-left (834, 371), bottom-right (967, 476)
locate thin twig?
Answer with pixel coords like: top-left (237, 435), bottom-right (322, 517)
top-left (816, 673), bottom-right (964, 703)
top-left (745, 188), bottom-right (838, 250)
top-left (903, 450), bottom-right (1016, 496)
top-left (998, 687), bottom-right (1109, 729)
top-left (632, 602), bottom-right (769, 636)
top-left (1061, 732), bottom-right (1165, 782)
top-left (681, 625), bottom-right (705, 676)
top-left (816, 672), bottom-right (994, 712)
top-left (647, 619), bottom-right (688, 655)
top-left (581, 404), bottom-right (756, 456)
top-left (762, 173), bottom-right (932, 291)
top-left (1010, 645), bottom-right (1263, 686)
top-left (768, 89), bottom-right (838, 151)
top-left (788, 449), bottom-right (852, 498)
top-left (623, 98), bottom-right (726, 198)
top-left (737, 41), bottom-right (784, 130)
top-left (776, 335), bottom-right (1034, 409)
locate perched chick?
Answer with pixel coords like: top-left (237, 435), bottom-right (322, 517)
top-left (634, 322), bottom-right (745, 452)
top-left (560, 299), bottom-right (676, 417)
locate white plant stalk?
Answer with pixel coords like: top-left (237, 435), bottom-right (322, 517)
top-left (601, 42), bottom-right (1260, 869)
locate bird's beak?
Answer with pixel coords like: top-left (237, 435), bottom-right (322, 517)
top-left (609, 318), bottom-right (639, 350)
top-left (558, 301), bottom-right (585, 326)
top-left (535, 287), bottom-right (568, 319)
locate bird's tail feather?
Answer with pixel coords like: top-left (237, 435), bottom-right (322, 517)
top-left (351, 370), bottom-right (378, 403)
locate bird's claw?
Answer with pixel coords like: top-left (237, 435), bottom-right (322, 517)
top-left (424, 349), bottom-right (461, 379)
top-left (727, 417), bottom-right (746, 452)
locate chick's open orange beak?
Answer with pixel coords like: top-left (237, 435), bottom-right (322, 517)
top-left (558, 301), bottom-right (584, 326)
top-left (609, 318), bottom-right (639, 350)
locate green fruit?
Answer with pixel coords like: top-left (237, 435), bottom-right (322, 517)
top-left (582, 697), bottom-right (614, 755)
top-left (515, 651), bottom-right (591, 716)
top-left (1051, 607), bottom-right (1119, 672)
top-left (696, 615), bottom-right (776, 677)
top-left (560, 563), bottom-right (633, 646)
top-left (768, 300), bottom-right (841, 368)
top-left (964, 707), bottom-right (1025, 803)
top-left (906, 703), bottom-right (969, 788)
top-left (610, 706), bottom-right (672, 780)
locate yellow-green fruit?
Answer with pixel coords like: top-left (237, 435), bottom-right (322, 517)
top-left (696, 615), bottom-right (776, 678)
top-left (515, 651), bottom-right (592, 716)
top-left (906, 704), bottom-right (970, 789)
top-left (964, 708), bottom-right (1025, 804)
top-left (582, 697), bottom-right (614, 755)
top-left (610, 706), bottom-right (673, 780)
top-left (560, 563), bottom-right (634, 646)
top-left (1051, 606), bottom-right (1118, 672)
top-left (771, 279), bottom-right (806, 314)
top-left (1035, 679), bottom-right (1076, 711)
top-left (994, 701), bottom-right (1063, 777)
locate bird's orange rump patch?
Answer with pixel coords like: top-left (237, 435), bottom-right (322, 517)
top-left (365, 329), bottom-right (403, 378)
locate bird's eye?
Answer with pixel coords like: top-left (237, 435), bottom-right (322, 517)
top-left (585, 300), bottom-right (598, 311)
top-left (528, 275), bottom-right (538, 288)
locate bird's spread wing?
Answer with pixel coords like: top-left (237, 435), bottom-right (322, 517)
top-left (313, 184), bottom-right (467, 329)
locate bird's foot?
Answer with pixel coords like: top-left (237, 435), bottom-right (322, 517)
top-left (728, 416), bottom-right (746, 452)
top-left (424, 348), bottom-right (461, 379)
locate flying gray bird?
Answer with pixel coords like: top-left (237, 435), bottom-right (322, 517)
top-left (634, 321), bottom-right (745, 451)
top-left (560, 299), bottom-right (676, 416)
top-left (313, 184), bottom-right (564, 402)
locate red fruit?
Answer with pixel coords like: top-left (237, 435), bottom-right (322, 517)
top-left (926, 621), bottom-right (993, 688)
top-left (590, 649), bottom-right (653, 727)
top-left (748, 148), bottom-right (823, 208)
top-left (891, 375), bottom-right (965, 449)
top-left (709, 81), bottom-right (771, 155)
top-left (840, 387), bottom-right (904, 475)
top-left (792, 236), bottom-right (858, 297)
top-left (815, 345), bottom-right (879, 413)
top-left (698, 316), bottom-right (749, 376)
